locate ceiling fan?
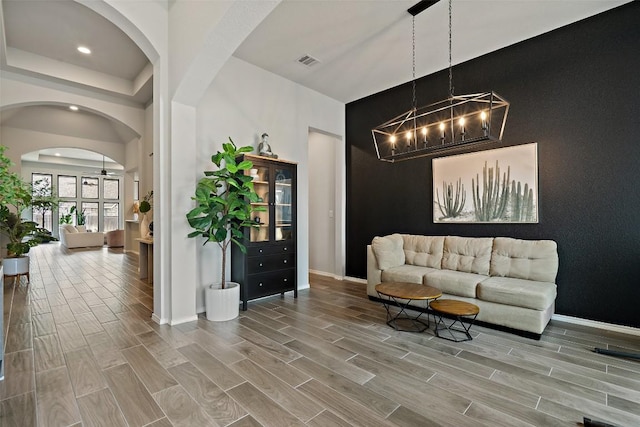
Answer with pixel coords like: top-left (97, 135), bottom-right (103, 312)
top-left (83, 155), bottom-right (123, 177)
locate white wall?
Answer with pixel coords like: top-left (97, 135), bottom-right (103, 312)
top-left (195, 56), bottom-right (344, 312)
top-left (308, 131), bottom-right (338, 275)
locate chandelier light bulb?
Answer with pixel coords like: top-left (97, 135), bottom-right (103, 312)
top-left (405, 131), bottom-right (412, 140)
top-left (422, 127), bottom-right (427, 135)
top-left (480, 111), bottom-right (487, 121)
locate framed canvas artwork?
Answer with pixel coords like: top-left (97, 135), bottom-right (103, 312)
top-left (432, 143), bottom-right (538, 223)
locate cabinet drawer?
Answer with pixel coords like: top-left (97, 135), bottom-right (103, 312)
top-left (246, 269), bottom-right (295, 299)
top-left (248, 244), bottom-right (293, 257)
top-left (248, 253), bottom-right (294, 273)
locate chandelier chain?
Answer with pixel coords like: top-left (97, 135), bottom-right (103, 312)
top-left (412, 16), bottom-right (417, 113)
top-left (448, 0), bottom-right (454, 98)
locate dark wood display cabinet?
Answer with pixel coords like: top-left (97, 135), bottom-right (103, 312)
top-left (232, 154), bottom-right (297, 310)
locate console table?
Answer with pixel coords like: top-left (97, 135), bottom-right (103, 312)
top-left (136, 238), bottom-right (153, 283)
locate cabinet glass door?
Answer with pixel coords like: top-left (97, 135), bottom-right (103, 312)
top-left (250, 165), bottom-right (270, 242)
top-left (274, 167), bottom-right (293, 241)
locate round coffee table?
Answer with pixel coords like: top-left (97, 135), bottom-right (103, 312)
top-left (375, 282), bottom-right (442, 332)
top-left (430, 299), bottom-right (480, 342)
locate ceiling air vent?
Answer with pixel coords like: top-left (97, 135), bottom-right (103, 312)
top-left (297, 54), bottom-right (320, 67)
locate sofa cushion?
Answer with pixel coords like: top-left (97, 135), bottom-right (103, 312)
top-left (76, 225), bottom-right (87, 233)
top-left (424, 269), bottom-right (484, 298)
top-left (372, 234), bottom-right (405, 270)
top-left (381, 265), bottom-right (437, 284)
top-left (490, 237), bottom-right (558, 283)
top-left (402, 235), bottom-right (444, 268)
top-left (442, 236), bottom-right (493, 275)
top-left (477, 276), bottom-right (557, 310)
top-left (63, 224), bottom-right (78, 233)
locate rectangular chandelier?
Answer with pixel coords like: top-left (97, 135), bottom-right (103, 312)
top-left (372, 91), bottom-right (509, 162)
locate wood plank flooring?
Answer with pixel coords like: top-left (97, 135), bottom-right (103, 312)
top-left (2, 243), bottom-right (640, 426)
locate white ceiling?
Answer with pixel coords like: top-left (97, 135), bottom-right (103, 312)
top-left (1, 0), bottom-right (152, 104)
top-left (0, 0), bottom-right (630, 165)
top-left (234, 0), bottom-right (631, 103)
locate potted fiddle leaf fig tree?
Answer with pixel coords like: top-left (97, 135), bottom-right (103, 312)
top-left (0, 145), bottom-right (39, 280)
top-left (186, 138), bottom-right (263, 321)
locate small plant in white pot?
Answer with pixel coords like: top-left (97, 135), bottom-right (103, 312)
top-left (186, 138), bottom-right (263, 321)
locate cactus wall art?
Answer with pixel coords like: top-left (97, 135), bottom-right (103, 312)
top-left (432, 143), bottom-right (538, 223)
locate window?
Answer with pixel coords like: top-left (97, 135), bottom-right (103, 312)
top-left (81, 202), bottom-right (99, 232)
top-left (103, 178), bottom-right (119, 200)
top-left (81, 177), bottom-right (99, 199)
top-left (32, 173), bottom-right (53, 231)
top-left (58, 175), bottom-right (77, 198)
top-left (104, 203), bottom-right (119, 232)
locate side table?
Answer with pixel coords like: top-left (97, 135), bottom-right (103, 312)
top-left (430, 299), bottom-right (480, 342)
top-left (375, 282), bottom-right (441, 332)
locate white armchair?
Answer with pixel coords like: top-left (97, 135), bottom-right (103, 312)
top-left (59, 225), bottom-right (104, 249)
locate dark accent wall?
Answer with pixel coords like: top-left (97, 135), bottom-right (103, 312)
top-left (346, 2), bottom-right (640, 328)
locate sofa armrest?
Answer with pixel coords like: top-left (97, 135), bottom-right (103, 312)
top-left (367, 245), bottom-right (382, 297)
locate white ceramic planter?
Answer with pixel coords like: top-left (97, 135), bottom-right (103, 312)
top-left (205, 281), bottom-right (240, 321)
top-left (140, 213), bottom-right (150, 239)
top-left (3, 255), bottom-right (29, 276)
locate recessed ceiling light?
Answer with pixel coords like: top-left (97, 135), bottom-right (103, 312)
top-left (77, 46), bottom-right (91, 54)
top-left (55, 153), bottom-right (61, 156)
top-left (69, 105), bottom-right (79, 111)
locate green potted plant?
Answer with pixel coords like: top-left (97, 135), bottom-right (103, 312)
top-left (186, 138), bottom-right (263, 321)
top-left (71, 206), bottom-right (86, 226)
top-left (59, 210), bottom-right (73, 225)
top-left (0, 145), bottom-right (39, 280)
top-left (139, 190), bottom-right (153, 238)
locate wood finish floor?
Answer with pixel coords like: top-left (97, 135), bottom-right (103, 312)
top-left (2, 243), bottom-right (640, 427)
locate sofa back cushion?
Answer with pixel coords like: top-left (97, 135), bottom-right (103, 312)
top-left (442, 236), bottom-right (493, 275)
top-left (402, 235), bottom-right (444, 268)
top-left (76, 225), bottom-right (87, 233)
top-left (63, 224), bottom-right (78, 234)
top-left (371, 234), bottom-right (405, 270)
top-left (490, 237), bottom-right (559, 282)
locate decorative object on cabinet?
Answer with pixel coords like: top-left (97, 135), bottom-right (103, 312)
top-left (258, 133), bottom-right (278, 158)
top-left (232, 154), bottom-right (297, 311)
top-left (371, 0), bottom-right (509, 162)
top-left (132, 200), bottom-right (140, 221)
top-left (186, 138), bottom-right (264, 321)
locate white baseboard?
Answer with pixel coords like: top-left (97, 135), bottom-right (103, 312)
top-left (298, 282), bottom-right (310, 291)
top-left (151, 313), bottom-right (168, 325)
top-left (552, 314), bottom-right (640, 337)
top-left (309, 269), bottom-right (344, 281)
top-left (344, 276), bottom-right (367, 284)
top-left (169, 314), bottom-right (199, 326)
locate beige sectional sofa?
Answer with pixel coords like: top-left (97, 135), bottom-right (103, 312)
top-left (367, 234), bottom-right (559, 336)
top-left (59, 225), bottom-right (105, 249)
